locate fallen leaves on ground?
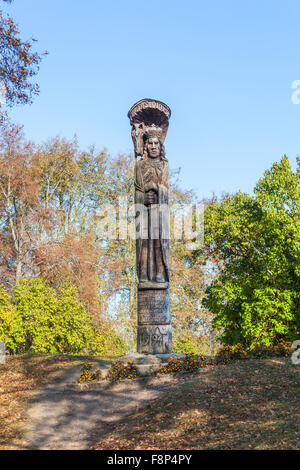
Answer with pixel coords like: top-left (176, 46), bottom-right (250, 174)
top-left (0, 354), bottom-right (81, 449)
top-left (93, 359), bottom-right (300, 450)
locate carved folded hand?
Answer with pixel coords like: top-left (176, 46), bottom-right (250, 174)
top-left (144, 190), bottom-right (158, 206)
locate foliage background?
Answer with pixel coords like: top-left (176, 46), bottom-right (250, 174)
top-left (0, 2), bottom-right (298, 354)
top-left (0, 115), bottom-right (298, 355)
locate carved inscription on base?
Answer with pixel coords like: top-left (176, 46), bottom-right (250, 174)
top-left (137, 324), bottom-right (172, 355)
top-left (138, 288), bottom-right (170, 325)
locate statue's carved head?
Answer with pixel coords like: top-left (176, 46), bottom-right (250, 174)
top-left (128, 99), bottom-right (171, 161)
top-left (143, 124), bottom-right (167, 161)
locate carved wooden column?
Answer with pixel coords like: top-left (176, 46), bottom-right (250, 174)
top-left (128, 99), bottom-right (172, 354)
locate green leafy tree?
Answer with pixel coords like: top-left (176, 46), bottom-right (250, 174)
top-left (0, 284), bottom-right (24, 352)
top-left (198, 156), bottom-right (300, 347)
top-left (12, 278), bottom-right (94, 354)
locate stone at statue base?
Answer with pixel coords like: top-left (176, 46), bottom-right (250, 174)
top-left (120, 352), bottom-right (184, 377)
top-left (137, 286), bottom-right (169, 322)
top-left (137, 285), bottom-right (171, 354)
top-left (137, 324), bottom-right (172, 354)
top-left (120, 352), bottom-right (184, 364)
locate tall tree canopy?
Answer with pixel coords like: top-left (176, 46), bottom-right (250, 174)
top-left (197, 156), bottom-right (300, 347)
top-left (0, 122), bottom-right (213, 352)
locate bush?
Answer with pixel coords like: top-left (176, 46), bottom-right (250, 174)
top-left (157, 353), bottom-right (207, 375)
top-left (215, 344), bottom-right (247, 364)
top-left (77, 362), bottom-right (102, 383)
top-left (215, 341), bottom-right (293, 364)
top-left (53, 282), bottom-right (94, 354)
top-left (182, 353), bottom-right (207, 371)
top-left (90, 325), bottom-right (128, 356)
top-left (157, 357), bottom-right (183, 374)
top-left (0, 286), bottom-right (24, 352)
top-left (1, 278), bottom-right (94, 354)
top-left (172, 333), bottom-right (199, 354)
top-left (106, 360), bottom-right (137, 382)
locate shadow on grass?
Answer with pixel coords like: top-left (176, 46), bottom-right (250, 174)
top-left (0, 353), bottom-right (125, 449)
top-left (21, 355), bottom-right (166, 449)
top-left (92, 358), bottom-right (300, 450)
top-left (4, 355), bottom-right (298, 450)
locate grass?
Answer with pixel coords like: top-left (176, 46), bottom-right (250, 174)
top-left (0, 354), bottom-right (87, 449)
top-left (93, 358), bottom-right (300, 450)
top-left (1, 355), bottom-right (299, 450)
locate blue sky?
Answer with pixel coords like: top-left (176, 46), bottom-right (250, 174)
top-left (4, 0), bottom-right (300, 200)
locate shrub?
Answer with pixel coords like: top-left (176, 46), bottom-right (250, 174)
top-left (157, 353), bottom-right (207, 375)
top-left (248, 340), bottom-right (293, 359)
top-left (172, 333), bottom-right (199, 354)
top-left (182, 353), bottom-right (207, 371)
top-left (1, 278), bottom-right (94, 354)
top-left (106, 360), bottom-right (137, 382)
top-left (90, 325), bottom-right (128, 356)
top-left (215, 341), bottom-right (293, 364)
top-left (77, 362), bottom-right (102, 383)
top-left (215, 344), bottom-right (247, 364)
top-left (0, 286), bottom-right (24, 352)
top-left (157, 357), bottom-right (183, 374)
top-left (54, 282), bottom-right (94, 354)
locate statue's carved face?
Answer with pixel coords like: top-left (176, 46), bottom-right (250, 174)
top-left (147, 137), bottom-right (160, 158)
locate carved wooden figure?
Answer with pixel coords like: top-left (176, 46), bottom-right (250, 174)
top-left (128, 99), bottom-right (172, 354)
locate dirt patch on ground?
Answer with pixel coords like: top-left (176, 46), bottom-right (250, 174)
top-left (22, 364), bottom-right (193, 450)
top-left (2, 356), bottom-right (299, 450)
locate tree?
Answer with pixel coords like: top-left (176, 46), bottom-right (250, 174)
top-left (0, 117), bottom-right (45, 285)
top-left (35, 136), bottom-right (111, 319)
top-left (0, 0), bottom-right (45, 109)
top-left (198, 156), bottom-right (300, 347)
top-left (0, 126), bottom-right (214, 352)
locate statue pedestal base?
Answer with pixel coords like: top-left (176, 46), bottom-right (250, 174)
top-left (137, 324), bottom-right (172, 354)
top-left (137, 285), bottom-right (171, 354)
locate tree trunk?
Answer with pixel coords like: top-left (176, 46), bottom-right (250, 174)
top-left (15, 256), bottom-right (22, 283)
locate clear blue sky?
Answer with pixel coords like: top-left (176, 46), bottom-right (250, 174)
top-left (5, 0), bottom-right (300, 200)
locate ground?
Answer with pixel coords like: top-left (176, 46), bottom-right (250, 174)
top-left (0, 355), bottom-right (299, 450)
top-left (0, 354), bottom-right (84, 449)
top-left (94, 358), bottom-right (299, 450)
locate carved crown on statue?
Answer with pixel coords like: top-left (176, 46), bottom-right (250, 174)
top-left (128, 99), bottom-right (171, 157)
